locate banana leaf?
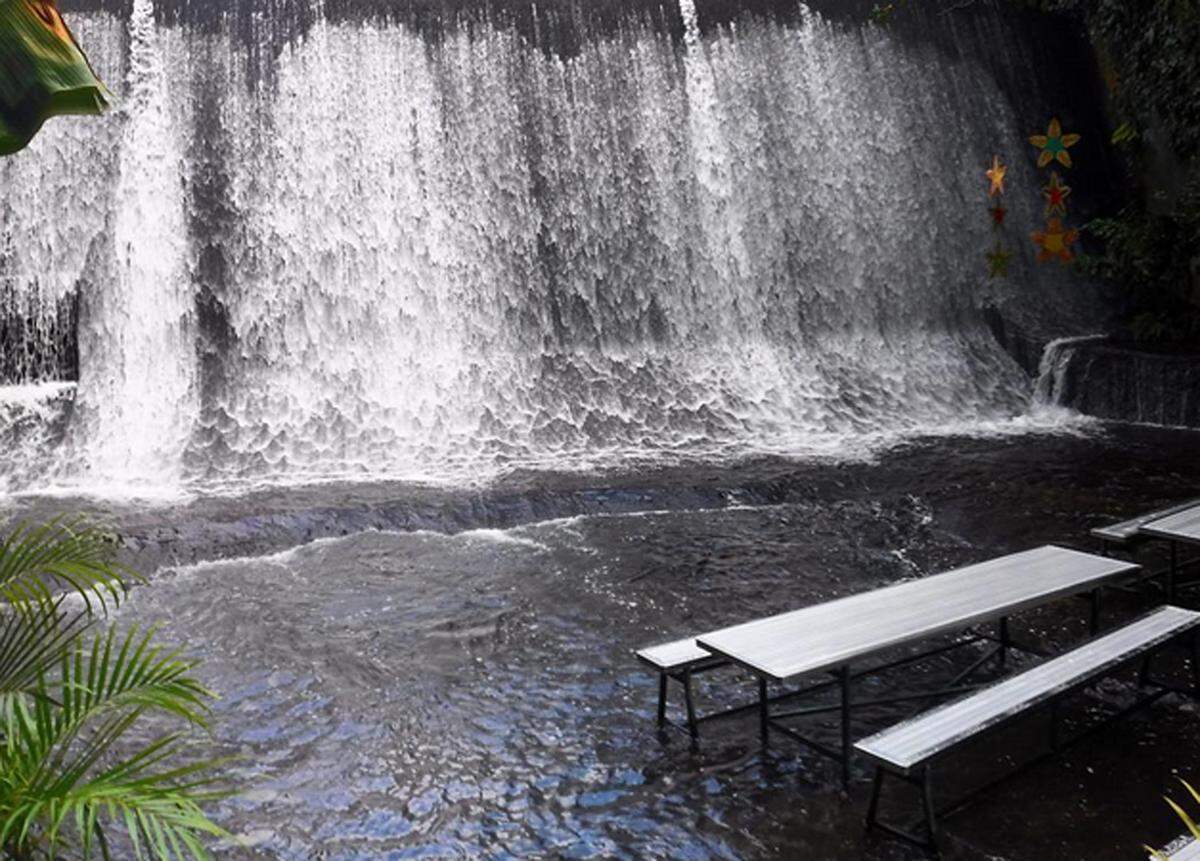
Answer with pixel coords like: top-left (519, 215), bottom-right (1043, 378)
top-left (0, 0), bottom-right (110, 156)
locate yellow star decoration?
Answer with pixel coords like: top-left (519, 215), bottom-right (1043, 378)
top-left (1031, 218), bottom-right (1080, 264)
top-left (986, 244), bottom-right (1013, 278)
top-left (986, 155), bottom-right (1007, 197)
top-left (1029, 118), bottom-right (1081, 169)
top-left (1041, 171), bottom-right (1071, 216)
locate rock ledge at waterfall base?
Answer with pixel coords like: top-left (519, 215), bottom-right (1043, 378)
top-left (1044, 339), bottom-right (1200, 429)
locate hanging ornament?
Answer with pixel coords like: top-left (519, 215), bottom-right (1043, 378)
top-left (986, 155), bottom-right (1007, 197)
top-left (1031, 218), bottom-right (1079, 264)
top-left (1041, 171), bottom-right (1072, 217)
top-left (989, 203), bottom-right (1008, 227)
top-left (986, 244), bottom-right (1013, 278)
top-left (1029, 118), bottom-right (1081, 169)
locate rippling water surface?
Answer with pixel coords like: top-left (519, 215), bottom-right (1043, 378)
top-left (92, 426), bottom-right (1200, 860)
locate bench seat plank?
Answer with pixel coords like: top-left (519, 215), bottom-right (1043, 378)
top-left (856, 606), bottom-right (1200, 774)
top-left (636, 637), bottom-right (712, 671)
top-left (1091, 499), bottom-right (1200, 546)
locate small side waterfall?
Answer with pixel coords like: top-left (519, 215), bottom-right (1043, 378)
top-left (0, 2), bottom-right (1086, 496)
top-left (1032, 334), bottom-right (1106, 407)
top-left (1033, 335), bottom-right (1200, 428)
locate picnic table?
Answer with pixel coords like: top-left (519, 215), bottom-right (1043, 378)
top-left (695, 545), bottom-right (1140, 784)
top-left (1142, 504), bottom-right (1200, 602)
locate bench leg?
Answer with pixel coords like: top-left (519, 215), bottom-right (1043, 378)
top-left (683, 669), bottom-right (699, 741)
top-left (656, 673), bottom-right (668, 728)
top-left (922, 766), bottom-right (939, 852)
top-left (1138, 651), bottom-right (1153, 688)
top-left (998, 616), bottom-right (1010, 669)
top-left (864, 767), bottom-right (939, 852)
top-left (1090, 587), bottom-right (1102, 635)
top-left (865, 767), bottom-right (884, 830)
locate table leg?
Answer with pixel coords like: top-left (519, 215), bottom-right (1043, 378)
top-left (840, 665), bottom-right (852, 788)
top-left (758, 676), bottom-right (769, 746)
top-left (683, 668), bottom-right (698, 741)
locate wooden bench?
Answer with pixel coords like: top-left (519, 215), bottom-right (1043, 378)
top-left (636, 638), bottom-right (727, 739)
top-left (855, 606), bottom-right (1200, 851)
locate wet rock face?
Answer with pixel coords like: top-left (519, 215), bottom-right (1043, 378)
top-left (1046, 341), bottom-right (1200, 428)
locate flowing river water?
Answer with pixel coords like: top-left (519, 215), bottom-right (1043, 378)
top-left (1, 424), bottom-right (1188, 859)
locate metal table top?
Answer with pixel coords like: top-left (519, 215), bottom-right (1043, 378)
top-left (1142, 504), bottom-right (1200, 547)
top-left (696, 545), bottom-right (1139, 682)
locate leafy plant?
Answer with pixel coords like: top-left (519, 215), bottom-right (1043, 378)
top-left (0, 517), bottom-right (231, 860)
top-left (1148, 779), bottom-right (1200, 860)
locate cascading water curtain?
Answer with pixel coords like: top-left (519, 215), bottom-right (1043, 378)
top-left (0, 0), bottom-right (1077, 497)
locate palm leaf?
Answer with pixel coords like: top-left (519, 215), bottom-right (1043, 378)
top-left (0, 516), bottom-right (139, 614)
top-left (0, 598), bottom-right (90, 716)
top-left (1, 707), bottom-right (230, 860)
top-left (0, 623), bottom-right (229, 860)
top-left (55, 626), bottom-right (213, 732)
top-left (0, 521), bottom-right (231, 860)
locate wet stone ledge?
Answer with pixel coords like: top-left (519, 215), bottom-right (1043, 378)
top-left (1047, 340), bottom-right (1200, 428)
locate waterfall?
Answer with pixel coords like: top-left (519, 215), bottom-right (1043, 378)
top-left (1032, 335), bottom-right (1106, 407)
top-left (67, 0), bottom-right (197, 490)
top-left (0, 2), bottom-right (1072, 496)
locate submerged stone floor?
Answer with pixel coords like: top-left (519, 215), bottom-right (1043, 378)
top-left (8, 422), bottom-right (1200, 858)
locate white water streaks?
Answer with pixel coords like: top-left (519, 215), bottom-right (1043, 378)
top-left (1, 5), bottom-right (1084, 497)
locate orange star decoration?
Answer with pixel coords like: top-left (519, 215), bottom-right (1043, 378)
top-left (1041, 171), bottom-right (1071, 216)
top-left (986, 155), bottom-right (1007, 197)
top-left (1031, 218), bottom-right (1079, 264)
top-left (1029, 118), bottom-right (1081, 169)
top-left (989, 203), bottom-right (1007, 227)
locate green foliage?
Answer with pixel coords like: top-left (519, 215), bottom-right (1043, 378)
top-left (0, 517), bottom-right (231, 860)
top-left (1111, 122), bottom-right (1138, 148)
top-left (1084, 0), bottom-right (1200, 162)
top-left (1063, 0), bottom-right (1200, 345)
top-left (869, 3), bottom-right (900, 25)
top-left (0, 519), bottom-right (136, 613)
top-left (1079, 175), bottom-right (1200, 345)
top-left (1149, 780), bottom-right (1200, 859)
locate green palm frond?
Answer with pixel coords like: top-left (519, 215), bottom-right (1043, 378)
top-left (0, 516), bottom-right (139, 614)
top-left (0, 598), bottom-right (91, 715)
top-left (0, 608), bottom-right (228, 859)
top-left (1, 706), bottom-right (231, 860)
top-left (56, 625), bottom-right (213, 732)
top-left (0, 519), bottom-right (232, 860)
